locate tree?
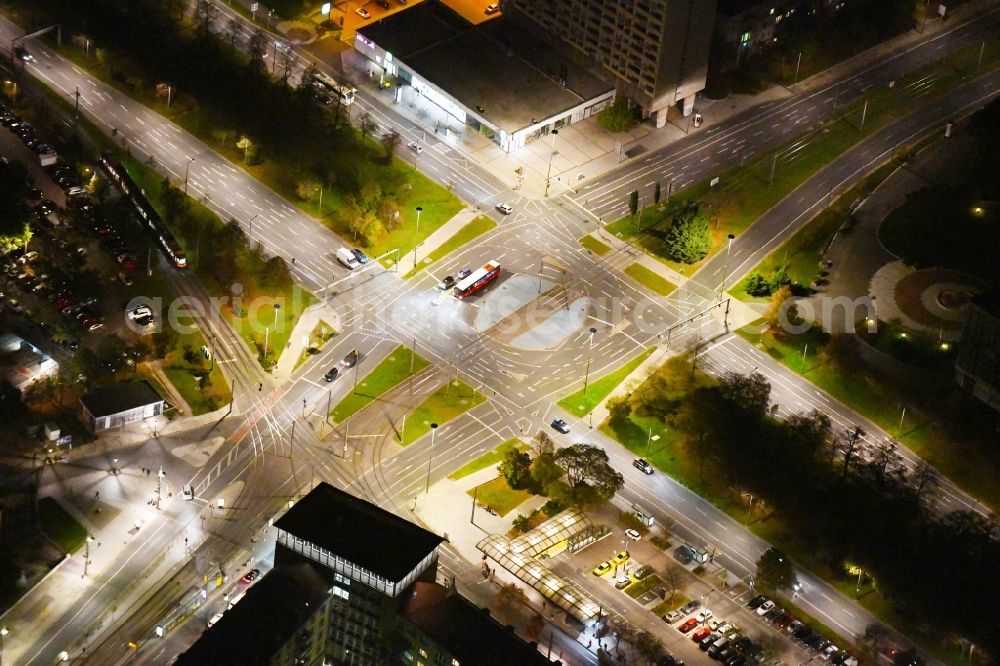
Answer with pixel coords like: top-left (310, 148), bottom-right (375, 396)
top-left (653, 181), bottom-right (661, 205)
top-left (860, 623), bottom-right (888, 660)
top-left (499, 447), bottom-right (533, 490)
top-left (247, 29), bottom-right (266, 65)
top-left (663, 208), bottom-right (711, 263)
top-left (348, 210), bottom-right (385, 247)
top-left (597, 97), bottom-right (639, 132)
top-left (744, 272), bottom-right (771, 297)
top-left (553, 443), bottom-right (624, 504)
top-left (633, 630), bottom-right (667, 664)
top-left (755, 547), bottom-right (797, 592)
top-left (295, 178), bottom-right (321, 201)
top-left (493, 582), bottom-right (527, 625)
top-left (511, 514), bottom-right (532, 534)
top-left (662, 565), bottom-right (683, 604)
top-left (359, 112), bottom-right (377, 146)
top-left (718, 371), bottom-right (771, 419)
top-left (628, 190), bottom-right (639, 218)
top-left (764, 285), bottom-right (797, 329)
top-left (380, 128), bottom-right (401, 162)
top-left (530, 449), bottom-right (564, 495)
top-left (237, 136), bottom-right (255, 165)
top-left (770, 265), bottom-right (791, 292)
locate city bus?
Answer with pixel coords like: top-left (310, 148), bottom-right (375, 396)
top-left (453, 261), bottom-right (501, 300)
top-left (311, 70), bottom-right (356, 105)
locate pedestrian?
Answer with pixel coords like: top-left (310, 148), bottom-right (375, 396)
top-left (95, 491), bottom-right (99, 499)
top-left (291, 257), bottom-right (296, 265)
top-left (258, 382), bottom-right (263, 391)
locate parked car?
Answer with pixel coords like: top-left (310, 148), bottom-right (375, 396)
top-left (241, 568), bottom-right (260, 583)
top-left (550, 418), bottom-right (570, 434)
top-left (592, 561), bottom-right (611, 576)
top-left (351, 248), bottom-right (369, 264)
top-left (696, 609), bottom-right (713, 623)
top-left (355, 7), bottom-right (370, 18)
top-left (756, 600), bottom-right (775, 616)
top-left (746, 595), bottom-right (768, 610)
top-left (614, 575), bottom-right (631, 589)
top-left (632, 565), bottom-right (654, 581)
top-left (611, 550), bottom-right (630, 566)
top-left (678, 619), bottom-right (699, 634)
top-left (624, 528), bottom-right (641, 541)
top-left (691, 626), bottom-right (712, 641)
top-left (674, 545), bottom-right (695, 565)
top-left (485, 3), bottom-right (500, 14)
top-left (663, 609), bottom-right (683, 624)
top-left (336, 247), bottom-right (360, 269)
top-left (495, 203), bottom-right (513, 215)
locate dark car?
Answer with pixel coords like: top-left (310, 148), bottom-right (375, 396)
top-left (437, 275), bottom-right (455, 290)
top-left (343, 350), bottom-right (358, 367)
top-left (550, 418), bottom-right (570, 434)
top-left (351, 248), bottom-right (369, 264)
top-left (632, 458), bottom-right (654, 475)
top-left (241, 568), bottom-right (260, 583)
top-left (746, 594), bottom-right (768, 610)
top-left (323, 367), bottom-right (340, 382)
top-left (674, 545), bottom-right (695, 565)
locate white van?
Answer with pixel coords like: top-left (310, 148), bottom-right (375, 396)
top-left (208, 611), bottom-right (224, 627)
top-left (336, 247), bottom-right (359, 270)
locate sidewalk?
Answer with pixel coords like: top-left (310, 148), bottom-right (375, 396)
top-left (396, 205), bottom-right (484, 275)
top-left (271, 301), bottom-right (336, 380)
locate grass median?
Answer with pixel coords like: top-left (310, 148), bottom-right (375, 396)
top-left (468, 476), bottom-right (534, 517)
top-left (624, 263), bottom-right (677, 296)
top-left (580, 234), bottom-right (612, 256)
top-left (294, 320), bottom-right (338, 372)
top-left (330, 345), bottom-right (429, 423)
top-left (396, 380), bottom-right (486, 445)
top-left (558, 347), bottom-right (655, 417)
top-left (448, 438), bottom-right (527, 480)
top-left (38, 498), bottom-right (88, 554)
top-left (404, 215), bottom-right (496, 278)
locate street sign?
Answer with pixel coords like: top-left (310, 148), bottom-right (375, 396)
top-left (321, 2), bottom-right (331, 15)
top-left (710, 177), bottom-right (720, 187)
top-left (250, 2), bottom-right (258, 10)
top-left (938, 4), bottom-right (946, 17)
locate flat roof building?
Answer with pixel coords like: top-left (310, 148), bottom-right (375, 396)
top-left (354, 0), bottom-right (614, 153)
top-left (79, 380), bottom-right (164, 433)
top-left (955, 292), bottom-right (1000, 413)
top-left (0, 333), bottom-right (58, 397)
top-left (503, 0), bottom-right (718, 126)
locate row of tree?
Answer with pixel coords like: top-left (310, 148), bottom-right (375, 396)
top-left (609, 360), bottom-right (999, 658)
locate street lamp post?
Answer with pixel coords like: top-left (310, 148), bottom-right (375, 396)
top-left (112, 457), bottom-right (119, 475)
top-left (247, 213), bottom-right (259, 250)
top-left (424, 423), bottom-right (438, 494)
top-left (583, 327), bottom-right (598, 395)
top-left (544, 129), bottom-right (559, 197)
top-left (83, 535), bottom-right (93, 577)
top-left (183, 156), bottom-right (195, 195)
top-left (720, 234), bottom-right (736, 300)
top-left (412, 206), bottom-right (423, 269)
top-left (1, 625), bottom-right (8, 665)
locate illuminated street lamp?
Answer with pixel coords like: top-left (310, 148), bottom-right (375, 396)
top-left (412, 206), bottom-right (423, 269)
top-left (544, 129), bottom-right (559, 197)
top-left (183, 156), bottom-right (195, 195)
top-left (424, 423), bottom-right (438, 494)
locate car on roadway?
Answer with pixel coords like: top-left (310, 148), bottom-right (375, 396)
top-left (324, 367), bottom-right (340, 382)
top-left (14, 46), bottom-right (32, 62)
top-left (344, 350), bottom-right (359, 367)
top-left (456, 267), bottom-right (472, 279)
top-left (592, 561), bottom-right (611, 576)
top-left (624, 528), bottom-right (641, 541)
top-left (611, 550), bottom-right (630, 567)
top-left (117, 254), bottom-right (139, 270)
top-left (614, 575), bottom-right (631, 590)
top-left (242, 568), bottom-right (261, 583)
top-left (550, 418), bottom-right (570, 434)
top-left (495, 203), bottom-right (513, 215)
top-left (182, 484), bottom-right (194, 500)
top-left (407, 141), bottom-right (423, 154)
top-left (351, 248), bottom-right (370, 264)
top-left (632, 458), bottom-right (654, 474)
top-left (756, 599), bottom-right (775, 616)
top-left (485, 3), bottom-right (500, 14)
top-left (678, 618), bottom-right (699, 634)
top-left (128, 305), bottom-right (153, 321)
top-left (746, 594), bottom-right (767, 610)
top-left (437, 275), bottom-right (455, 290)
top-left (355, 7), bottom-right (371, 18)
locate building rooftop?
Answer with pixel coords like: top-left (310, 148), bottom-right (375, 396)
top-left (275, 482), bottom-right (444, 582)
top-left (357, 0), bottom-right (611, 131)
top-left (79, 380), bottom-right (163, 417)
top-left (400, 582), bottom-right (553, 666)
top-left (175, 563), bottom-right (332, 666)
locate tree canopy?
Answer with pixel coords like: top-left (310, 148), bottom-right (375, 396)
top-left (663, 208), bottom-right (711, 263)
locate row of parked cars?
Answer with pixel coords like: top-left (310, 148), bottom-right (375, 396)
top-left (746, 595), bottom-right (857, 665)
top-left (665, 599), bottom-right (763, 665)
top-left (0, 102), bottom-right (59, 164)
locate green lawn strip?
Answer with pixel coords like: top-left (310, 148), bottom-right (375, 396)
top-left (294, 320), bottom-right (338, 372)
top-left (403, 215), bottom-right (496, 278)
top-left (625, 574), bottom-right (663, 599)
top-left (607, 38), bottom-right (1000, 276)
top-left (624, 263), bottom-right (677, 296)
top-left (580, 234), bottom-right (612, 256)
top-left (448, 438), bottom-right (526, 480)
top-left (396, 380), bottom-right (486, 445)
top-left (466, 476), bottom-right (534, 516)
top-left (558, 347), bottom-right (656, 417)
top-left (330, 345), bottom-right (430, 423)
top-left (732, 158), bottom-right (913, 301)
top-left (38, 497), bottom-right (88, 554)
top-left (228, 286), bottom-right (317, 369)
top-left (736, 323), bottom-right (1000, 511)
top-left (651, 592), bottom-right (689, 616)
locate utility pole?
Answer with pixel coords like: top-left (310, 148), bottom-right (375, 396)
top-left (769, 154), bottom-right (778, 184)
top-left (156, 466), bottom-right (164, 510)
top-left (544, 129), bottom-right (559, 197)
top-left (412, 207), bottom-right (423, 270)
top-left (342, 418), bottom-right (349, 457)
top-left (583, 327), bottom-right (598, 395)
top-left (859, 99), bottom-right (868, 132)
top-left (247, 213), bottom-right (258, 250)
top-left (793, 51), bottom-right (802, 84)
top-left (226, 377), bottom-right (234, 416)
top-left (73, 86), bottom-right (81, 127)
top-left (720, 234), bottom-right (736, 300)
top-left (353, 349), bottom-right (360, 394)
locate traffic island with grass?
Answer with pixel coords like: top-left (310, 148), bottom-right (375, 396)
top-left (558, 347), bottom-right (655, 418)
top-left (403, 215), bottom-right (497, 278)
top-left (579, 234), bottom-right (613, 256)
top-left (624, 263), bottom-right (677, 296)
top-left (294, 320), bottom-right (338, 372)
top-left (395, 380), bottom-right (486, 445)
top-left (448, 438), bottom-right (527, 480)
top-left (330, 345), bottom-right (430, 423)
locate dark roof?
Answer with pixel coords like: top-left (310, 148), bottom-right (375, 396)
top-left (175, 563), bottom-right (332, 666)
top-left (400, 583), bottom-right (552, 666)
top-left (274, 482), bottom-right (444, 582)
top-left (357, 1), bottom-right (611, 131)
top-left (971, 291), bottom-right (1000, 319)
top-left (79, 380), bottom-right (163, 417)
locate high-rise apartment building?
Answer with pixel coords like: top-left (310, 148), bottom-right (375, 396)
top-left (502, 0), bottom-right (717, 126)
